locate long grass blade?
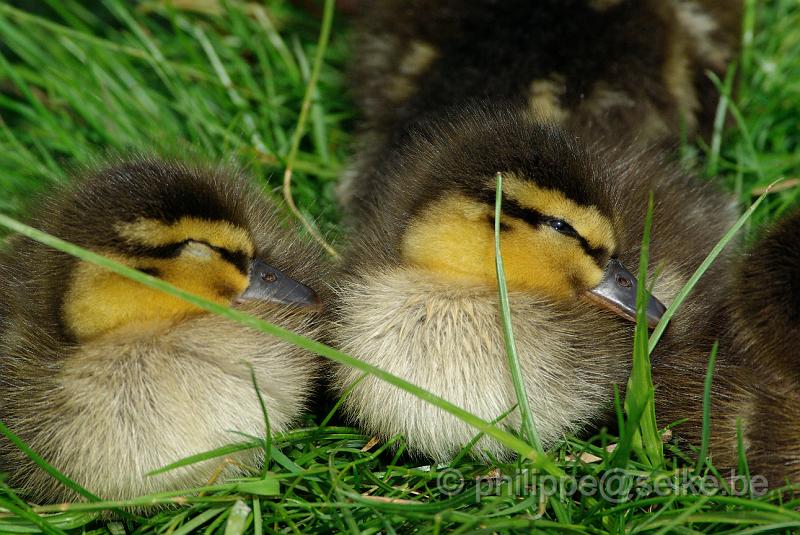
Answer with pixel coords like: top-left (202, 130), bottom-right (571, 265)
top-left (0, 213), bottom-right (560, 475)
top-left (648, 184), bottom-right (776, 353)
top-left (494, 172), bottom-right (543, 453)
top-left (695, 341), bottom-right (720, 474)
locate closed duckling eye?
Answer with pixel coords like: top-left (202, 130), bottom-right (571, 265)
top-left (181, 240), bottom-right (215, 261)
top-left (546, 218), bottom-right (578, 238)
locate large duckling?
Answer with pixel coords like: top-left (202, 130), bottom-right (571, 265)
top-left (0, 158), bottom-right (325, 503)
top-left (331, 105), bottom-right (739, 461)
top-left (340, 0), bottom-right (741, 206)
top-left (330, 0), bottom-right (761, 464)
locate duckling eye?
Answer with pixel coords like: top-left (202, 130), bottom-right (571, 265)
top-left (547, 218), bottom-right (578, 237)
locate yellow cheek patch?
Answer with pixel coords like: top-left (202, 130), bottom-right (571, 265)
top-left (403, 196), bottom-right (494, 284)
top-left (63, 251), bottom-right (249, 341)
top-left (501, 176), bottom-right (616, 253)
top-left (402, 195), bottom-right (604, 299)
top-left (116, 217), bottom-right (255, 256)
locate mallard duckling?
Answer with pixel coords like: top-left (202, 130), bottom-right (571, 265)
top-left (340, 0), bottom-right (741, 205)
top-left (0, 158), bottom-right (325, 503)
top-left (658, 210), bottom-right (800, 486)
top-left (331, 105), bottom-right (739, 461)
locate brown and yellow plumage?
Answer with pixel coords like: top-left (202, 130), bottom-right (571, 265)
top-left (332, 0), bottom-right (800, 485)
top-left (0, 158), bottom-right (327, 503)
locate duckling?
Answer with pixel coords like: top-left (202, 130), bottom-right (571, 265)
top-left (340, 0), bottom-right (741, 206)
top-left (331, 104), bottom-right (740, 461)
top-left (657, 210), bottom-right (800, 486)
top-left (0, 158), bottom-right (326, 503)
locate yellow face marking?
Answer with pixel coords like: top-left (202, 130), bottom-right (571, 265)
top-left (63, 246), bottom-right (249, 341)
top-left (116, 217), bottom-right (255, 257)
top-left (402, 180), bottom-right (616, 300)
top-left (501, 177), bottom-right (616, 253)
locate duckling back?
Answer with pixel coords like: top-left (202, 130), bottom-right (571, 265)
top-left (342, 0), bottom-right (741, 206)
top-left (0, 158), bottom-right (327, 504)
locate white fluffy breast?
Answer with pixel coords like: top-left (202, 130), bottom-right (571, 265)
top-left (25, 307), bottom-right (320, 502)
top-left (331, 268), bottom-right (633, 462)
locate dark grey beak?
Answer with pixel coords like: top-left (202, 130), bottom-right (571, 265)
top-left (585, 258), bottom-right (666, 329)
top-left (239, 259), bottom-right (320, 308)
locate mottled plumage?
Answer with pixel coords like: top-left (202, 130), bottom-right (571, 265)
top-left (0, 158), bottom-right (327, 503)
top-left (332, 0), bottom-right (800, 485)
top-left (331, 106), bottom-right (739, 461)
top-left (341, 0), bottom-right (741, 205)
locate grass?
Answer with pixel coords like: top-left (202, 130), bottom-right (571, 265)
top-left (1, 0), bottom-right (800, 533)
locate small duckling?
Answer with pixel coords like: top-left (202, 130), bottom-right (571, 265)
top-left (341, 0), bottom-right (741, 205)
top-left (680, 213), bottom-right (800, 484)
top-left (0, 158), bottom-right (326, 503)
top-left (331, 105), bottom-right (738, 461)
top-left (655, 210), bottom-right (800, 486)
top-left (730, 210), bottom-right (800, 380)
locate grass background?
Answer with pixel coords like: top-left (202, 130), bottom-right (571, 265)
top-left (0, 0), bottom-right (799, 533)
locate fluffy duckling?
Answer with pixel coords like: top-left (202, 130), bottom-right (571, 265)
top-left (0, 158), bottom-right (325, 503)
top-left (331, 105), bottom-right (739, 461)
top-left (658, 210), bottom-right (800, 486)
top-left (341, 0), bottom-right (741, 205)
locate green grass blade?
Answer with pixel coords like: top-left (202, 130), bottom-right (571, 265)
top-left (613, 193), bottom-right (662, 468)
top-left (494, 171), bottom-right (543, 453)
top-left (695, 341), bottom-right (720, 474)
top-left (0, 489), bottom-right (65, 535)
top-left (0, 213), bottom-right (560, 475)
top-left (223, 499), bottom-right (251, 535)
top-left (648, 185), bottom-right (775, 353)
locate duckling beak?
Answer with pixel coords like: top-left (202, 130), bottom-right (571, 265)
top-left (239, 259), bottom-right (321, 308)
top-left (585, 259), bottom-right (666, 329)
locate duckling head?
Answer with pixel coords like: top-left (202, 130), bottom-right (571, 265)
top-left (38, 159), bottom-right (320, 342)
top-left (376, 108), bottom-right (666, 327)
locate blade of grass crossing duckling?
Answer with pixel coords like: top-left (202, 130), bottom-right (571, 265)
top-left (695, 342), bottom-right (720, 475)
top-left (634, 194), bottom-right (663, 468)
top-left (0, 214), bottom-right (561, 476)
top-left (248, 367), bottom-right (274, 475)
top-left (648, 185), bottom-right (775, 353)
top-left (494, 172), bottom-right (544, 454)
top-left (146, 442), bottom-right (261, 477)
top-left (612, 193), bottom-right (663, 469)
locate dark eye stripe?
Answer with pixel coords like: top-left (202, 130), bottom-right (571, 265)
top-left (477, 192), bottom-right (608, 263)
top-left (209, 245), bottom-right (250, 274)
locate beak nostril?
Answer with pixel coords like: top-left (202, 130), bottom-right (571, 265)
top-left (616, 275), bottom-right (632, 288)
top-left (261, 272), bottom-right (278, 283)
